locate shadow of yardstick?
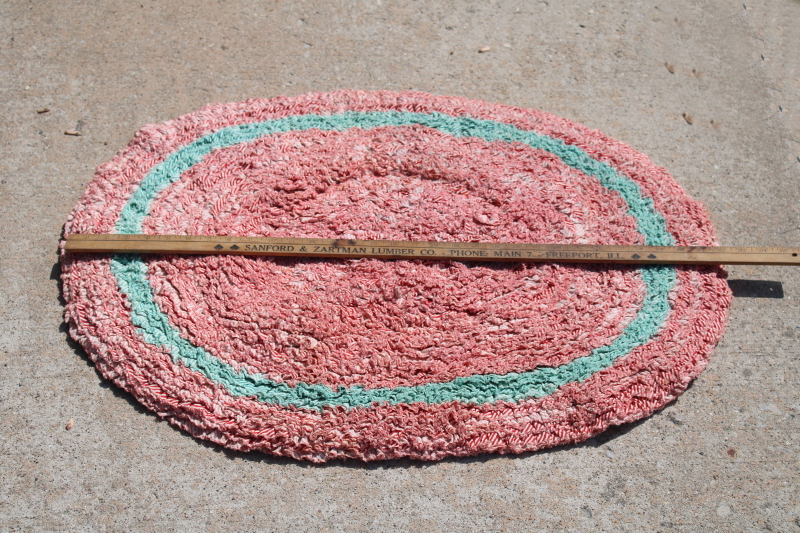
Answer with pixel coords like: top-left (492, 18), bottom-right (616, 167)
top-left (727, 279), bottom-right (784, 298)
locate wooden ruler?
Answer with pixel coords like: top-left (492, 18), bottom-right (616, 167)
top-left (64, 234), bottom-right (800, 266)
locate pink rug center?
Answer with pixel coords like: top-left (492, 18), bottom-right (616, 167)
top-left (142, 126), bottom-right (645, 389)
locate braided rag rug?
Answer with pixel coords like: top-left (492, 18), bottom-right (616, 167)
top-left (61, 91), bottom-right (731, 461)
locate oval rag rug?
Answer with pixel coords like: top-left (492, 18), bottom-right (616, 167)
top-left (61, 90), bottom-right (731, 462)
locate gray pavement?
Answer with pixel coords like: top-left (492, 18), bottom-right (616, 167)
top-left (1, 0), bottom-right (799, 531)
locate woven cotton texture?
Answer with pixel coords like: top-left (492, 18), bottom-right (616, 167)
top-left (61, 91), bottom-right (731, 462)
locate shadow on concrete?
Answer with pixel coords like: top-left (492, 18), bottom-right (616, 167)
top-left (727, 279), bottom-right (784, 298)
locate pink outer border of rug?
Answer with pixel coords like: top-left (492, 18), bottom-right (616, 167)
top-left (61, 90), bottom-right (731, 461)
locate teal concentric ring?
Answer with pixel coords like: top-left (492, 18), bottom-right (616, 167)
top-left (110, 111), bottom-right (676, 411)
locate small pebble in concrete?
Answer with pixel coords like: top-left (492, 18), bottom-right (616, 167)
top-left (683, 113), bottom-right (693, 124)
top-left (65, 418), bottom-right (74, 430)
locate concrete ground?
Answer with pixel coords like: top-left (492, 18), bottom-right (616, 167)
top-left (1, 0), bottom-right (799, 531)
